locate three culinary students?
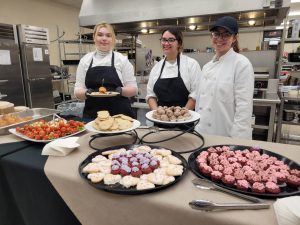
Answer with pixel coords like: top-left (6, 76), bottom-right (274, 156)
top-left (74, 22), bottom-right (137, 121)
top-left (195, 16), bottom-right (254, 139)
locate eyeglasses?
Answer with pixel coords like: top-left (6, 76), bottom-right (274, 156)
top-left (160, 38), bottom-right (177, 44)
top-left (211, 32), bottom-right (233, 40)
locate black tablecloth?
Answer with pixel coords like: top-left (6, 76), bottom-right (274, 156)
top-left (0, 142), bottom-right (81, 225)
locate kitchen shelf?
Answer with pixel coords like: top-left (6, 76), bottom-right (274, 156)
top-left (281, 121), bottom-right (300, 126)
top-left (252, 124), bottom-right (269, 129)
top-left (276, 95), bottom-right (300, 143)
top-left (284, 38), bottom-right (300, 43)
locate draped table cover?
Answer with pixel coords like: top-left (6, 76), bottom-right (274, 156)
top-left (43, 128), bottom-right (300, 225)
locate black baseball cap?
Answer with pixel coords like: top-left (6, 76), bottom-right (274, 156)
top-left (210, 16), bottom-right (238, 34)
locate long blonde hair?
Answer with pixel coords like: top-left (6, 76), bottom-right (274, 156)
top-left (93, 22), bottom-right (116, 48)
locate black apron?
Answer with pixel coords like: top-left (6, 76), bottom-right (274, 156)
top-left (153, 55), bottom-right (192, 130)
top-left (153, 54), bottom-right (189, 107)
top-left (83, 52), bottom-right (135, 120)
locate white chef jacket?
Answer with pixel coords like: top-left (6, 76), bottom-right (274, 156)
top-left (195, 48), bottom-right (254, 139)
top-left (146, 54), bottom-right (201, 101)
top-left (74, 50), bottom-right (137, 92)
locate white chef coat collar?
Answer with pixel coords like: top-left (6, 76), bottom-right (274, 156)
top-left (213, 48), bottom-right (234, 62)
top-left (95, 49), bottom-right (112, 57)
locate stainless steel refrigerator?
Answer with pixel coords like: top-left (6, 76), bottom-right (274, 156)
top-left (0, 23), bottom-right (26, 106)
top-left (17, 24), bottom-right (54, 108)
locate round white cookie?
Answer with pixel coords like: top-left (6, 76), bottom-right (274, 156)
top-left (92, 155), bottom-right (107, 163)
top-left (162, 176), bottom-right (175, 185)
top-left (166, 164), bottom-right (184, 176)
top-left (104, 174), bottom-right (122, 185)
top-left (136, 180), bottom-right (155, 190)
top-left (82, 163), bottom-right (100, 173)
top-left (167, 155), bottom-right (182, 165)
top-left (87, 173), bottom-right (105, 183)
top-left (120, 175), bottom-right (140, 188)
top-left (147, 173), bottom-right (165, 185)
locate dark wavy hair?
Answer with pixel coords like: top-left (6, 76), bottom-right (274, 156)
top-left (161, 27), bottom-right (183, 52)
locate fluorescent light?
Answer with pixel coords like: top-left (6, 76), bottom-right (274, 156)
top-left (189, 25), bottom-right (196, 30)
top-left (141, 29), bottom-right (148, 34)
top-left (289, 11), bottom-right (300, 16)
top-left (291, 0), bottom-right (300, 3)
top-left (248, 20), bottom-right (256, 26)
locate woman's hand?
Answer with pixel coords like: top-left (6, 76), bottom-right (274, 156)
top-left (148, 97), bottom-right (158, 110)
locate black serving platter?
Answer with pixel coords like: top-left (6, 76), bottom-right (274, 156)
top-left (79, 144), bottom-right (188, 195)
top-left (188, 145), bottom-right (300, 199)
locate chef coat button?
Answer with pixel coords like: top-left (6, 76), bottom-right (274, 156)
top-left (208, 108), bottom-right (212, 112)
top-left (211, 93), bottom-right (214, 96)
top-left (199, 107), bottom-right (202, 110)
top-left (207, 123), bottom-right (212, 127)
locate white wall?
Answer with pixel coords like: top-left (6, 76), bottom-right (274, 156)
top-left (0, 0), bottom-right (81, 66)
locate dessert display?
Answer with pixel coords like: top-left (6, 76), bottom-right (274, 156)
top-left (14, 119), bottom-right (85, 140)
top-left (91, 111), bottom-right (134, 131)
top-left (0, 114), bottom-right (32, 128)
top-left (190, 145), bottom-right (300, 196)
top-left (80, 145), bottom-right (186, 193)
top-left (152, 106), bottom-right (192, 122)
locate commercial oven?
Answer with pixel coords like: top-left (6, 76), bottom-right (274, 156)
top-left (17, 24), bottom-right (54, 108)
top-left (0, 23), bottom-right (26, 106)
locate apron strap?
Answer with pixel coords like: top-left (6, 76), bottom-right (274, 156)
top-left (88, 58), bottom-right (94, 69)
top-left (111, 52), bottom-right (115, 68)
top-left (158, 54), bottom-right (181, 79)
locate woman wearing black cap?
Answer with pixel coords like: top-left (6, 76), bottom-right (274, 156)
top-left (195, 16), bottom-right (254, 139)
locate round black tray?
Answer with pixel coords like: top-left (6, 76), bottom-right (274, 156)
top-left (79, 144), bottom-right (188, 195)
top-left (188, 145), bottom-right (300, 199)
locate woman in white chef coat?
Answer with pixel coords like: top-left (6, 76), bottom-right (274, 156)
top-left (74, 22), bottom-right (138, 121)
top-left (146, 28), bottom-right (201, 110)
top-left (195, 16), bottom-right (254, 139)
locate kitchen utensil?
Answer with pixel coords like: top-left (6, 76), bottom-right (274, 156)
top-left (189, 199), bottom-right (270, 211)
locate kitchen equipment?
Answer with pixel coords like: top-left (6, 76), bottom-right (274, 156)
top-left (283, 109), bottom-right (295, 121)
top-left (17, 24), bottom-right (54, 108)
top-left (0, 108), bottom-right (57, 135)
top-left (0, 23), bottom-right (26, 106)
top-left (288, 53), bottom-right (300, 62)
top-left (189, 199), bottom-right (269, 211)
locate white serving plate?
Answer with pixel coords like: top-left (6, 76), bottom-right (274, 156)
top-left (145, 110), bottom-right (200, 125)
top-left (85, 119), bottom-right (141, 134)
top-left (9, 127), bottom-right (85, 143)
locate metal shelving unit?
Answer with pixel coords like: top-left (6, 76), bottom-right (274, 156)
top-left (276, 93), bottom-right (300, 143)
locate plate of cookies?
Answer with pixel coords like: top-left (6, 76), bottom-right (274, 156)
top-left (79, 144), bottom-right (188, 194)
top-left (85, 111), bottom-right (140, 134)
top-left (145, 106), bottom-right (200, 124)
top-left (87, 91), bottom-right (120, 97)
top-left (188, 145), bottom-right (300, 199)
